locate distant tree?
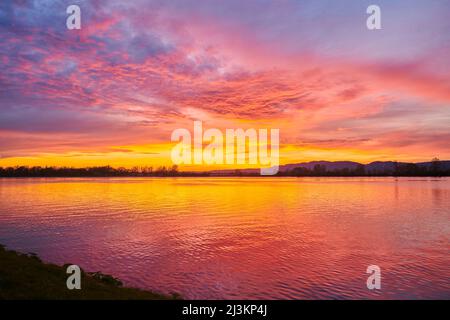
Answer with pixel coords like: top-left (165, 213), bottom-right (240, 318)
top-left (292, 167), bottom-right (309, 176)
top-left (354, 164), bottom-right (365, 176)
top-left (405, 163), bottom-right (419, 176)
top-left (313, 164), bottom-right (326, 176)
top-left (431, 157), bottom-right (441, 176)
top-left (393, 161), bottom-right (399, 176)
top-left (169, 165), bottom-right (178, 176)
top-left (141, 166), bottom-right (153, 175)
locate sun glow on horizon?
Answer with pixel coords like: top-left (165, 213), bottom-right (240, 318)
top-left (1, 1), bottom-right (449, 167)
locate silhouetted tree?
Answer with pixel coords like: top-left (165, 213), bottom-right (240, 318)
top-left (313, 164), bottom-right (326, 176)
top-left (431, 157), bottom-right (441, 176)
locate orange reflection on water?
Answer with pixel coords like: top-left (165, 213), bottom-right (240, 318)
top-left (0, 177), bottom-right (449, 299)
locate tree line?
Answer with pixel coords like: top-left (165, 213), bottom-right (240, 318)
top-left (278, 159), bottom-right (449, 177)
top-left (0, 159), bottom-right (448, 177)
top-left (0, 165), bottom-right (199, 177)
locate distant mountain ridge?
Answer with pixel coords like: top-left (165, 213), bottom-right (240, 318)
top-left (279, 160), bottom-right (450, 173)
top-left (208, 160), bottom-right (450, 175)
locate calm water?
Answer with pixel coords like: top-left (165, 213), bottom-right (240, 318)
top-left (0, 177), bottom-right (449, 299)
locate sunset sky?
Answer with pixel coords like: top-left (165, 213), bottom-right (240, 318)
top-left (1, 0), bottom-right (450, 170)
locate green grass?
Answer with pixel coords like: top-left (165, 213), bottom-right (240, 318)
top-left (0, 245), bottom-right (179, 300)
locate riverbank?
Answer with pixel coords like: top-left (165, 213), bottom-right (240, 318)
top-left (0, 245), bottom-right (179, 300)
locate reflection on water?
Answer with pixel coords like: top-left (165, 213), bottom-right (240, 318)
top-left (0, 177), bottom-right (449, 299)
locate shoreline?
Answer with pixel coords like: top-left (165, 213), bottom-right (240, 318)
top-left (0, 245), bottom-right (179, 300)
top-left (1, 175), bottom-right (449, 178)
top-left (1, 160), bottom-right (449, 178)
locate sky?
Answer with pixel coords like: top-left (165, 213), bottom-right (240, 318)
top-left (1, 0), bottom-right (450, 170)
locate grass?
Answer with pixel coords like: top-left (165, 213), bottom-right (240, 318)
top-left (0, 245), bottom-right (179, 300)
